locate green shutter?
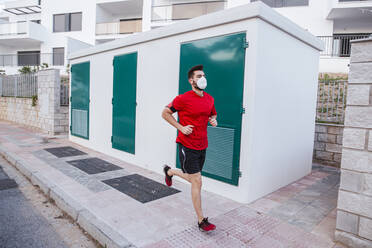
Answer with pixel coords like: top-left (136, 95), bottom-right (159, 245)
top-left (112, 52), bottom-right (137, 154)
top-left (177, 33), bottom-right (246, 186)
top-left (71, 61), bottom-right (90, 139)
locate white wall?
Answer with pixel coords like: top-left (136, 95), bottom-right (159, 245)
top-left (274, 0), bottom-right (333, 36)
top-left (319, 57), bottom-right (350, 74)
top-left (227, 0), bottom-right (334, 36)
top-left (70, 14), bottom-right (320, 203)
top-left (38, 0), bottom-right (97, 71)
top-left (245, 19), bottom-right (319, 201)
top-left (67, 37), bottom-right (92, 55)
top-left (40, 0), bottom-right (96, 45)
top-left (334, 19), bottom-right (372, 34)
top-left (96, 5), bottom-right (113, 23)
top-left (142, 0), bottom-right (151, 32)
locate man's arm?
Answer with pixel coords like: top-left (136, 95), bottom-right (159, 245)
top-left (162, 107), bottom-right (194, 135)
top-left (209, 115), bottom-right (217, 127)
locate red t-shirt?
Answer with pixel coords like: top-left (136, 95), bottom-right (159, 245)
top-left (167, 90), bottom-right (217, 150)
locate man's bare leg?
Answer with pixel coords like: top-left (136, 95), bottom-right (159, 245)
top-left (167, 169), bottom-right (204, 222)
top-left (168, 168), bottom-right (190, 182)
top-left (190, 173), bottom-right (204, 223)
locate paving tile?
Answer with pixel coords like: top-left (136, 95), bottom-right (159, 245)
top-left (266, 192), bottom-right (291, 203)
top-left (310, 197), bottom-right (337, 213)
top-left (67, 157), bottom-right (122, 175)
top-left (269, 199), bottom-right (308, 220)
top-left (289, 205), bottom-right (329, 231)
top-left (44, 146), bottom-right (87, 158)
top-left (103, 174), bottom-right (181, 203)
top-left (297, 178), bottom-right (317, 186)
top-left (248, 235), bottom-right (287, 248)
top-left (142, 240), bottom-right (173, 248)
top-left (226, 223), bottom-right (262, 244)
top-left (248, 198), bottom-right (281, 214)
top-left (311, 216), bottom-right (336, 243)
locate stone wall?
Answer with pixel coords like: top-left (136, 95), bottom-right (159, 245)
top-left (0, 69), bottom-right (69, 135)
top-left (313, 123), bottom-right (343, 167)
top-left (335, 38), bottom-right (372, 247)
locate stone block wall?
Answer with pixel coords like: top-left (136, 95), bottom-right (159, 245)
top-left (313, 123), bottom-right (343, 167)
top-left (0, 69), bottom-right (69, 135)
top-left (335, 38), bottom-right (372, 247)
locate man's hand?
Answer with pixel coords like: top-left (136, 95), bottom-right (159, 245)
top-left (209, 117), bottom-right (217, 127)
top-left (180, 125), bottom-right (194, 135)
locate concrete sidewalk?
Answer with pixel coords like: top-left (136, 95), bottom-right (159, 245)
top-left (0, 121), bottom-right (344, 248)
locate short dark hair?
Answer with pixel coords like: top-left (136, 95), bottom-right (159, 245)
top-left (188, 64), bottom-right (203, 79)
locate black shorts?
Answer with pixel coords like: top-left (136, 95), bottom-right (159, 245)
top-left (178, 143), bottom-right (206, 174)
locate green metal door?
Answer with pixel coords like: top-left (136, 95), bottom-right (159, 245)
top-left (112, 52), bottom-right (137, 154)
top-left (177, 33), bottom-right (246, 186)
top-left (71, 61), bottom-right (90, 139)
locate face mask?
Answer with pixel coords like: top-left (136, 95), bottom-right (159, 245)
top-left (195, 76), bottom-right (207, 90)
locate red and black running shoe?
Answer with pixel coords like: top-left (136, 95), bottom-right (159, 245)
top-left (163, 165), bottom-right (173, 187)
top-left (198, 217), bottom-right (216, 232)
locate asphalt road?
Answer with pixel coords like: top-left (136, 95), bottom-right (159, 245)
top-left (0, 165), bottom-right (68, 248)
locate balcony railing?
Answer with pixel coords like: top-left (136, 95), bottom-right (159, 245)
top-left (0, 21), bottom-right (27, 36)
top-left (152, 1), bottom-right (226, 23)
top-left (339, 0), bottom-right (370, 2)
top-left (0, 53), bottom-right (64, 67)
top-left (318, 34), bottom-right (371, 57)
top-left (96, 19), bottom-right (142, 36)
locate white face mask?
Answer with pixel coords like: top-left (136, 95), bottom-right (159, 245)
top-left (196, 76), bottom-right (207, 90)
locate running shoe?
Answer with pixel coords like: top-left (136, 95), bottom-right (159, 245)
top-left (163, 165), bottom-right (173, 187)
top-left (198, 217), bottom-right (216, 232)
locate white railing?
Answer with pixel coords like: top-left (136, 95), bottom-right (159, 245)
top-left (318, 34), bottom-right (371, 57)
top-left (0, 53), bottom-right (64, 67)
top-left (0, 73), bottom-right (38, 98)
top-left (0, 21), bottom-right (27, 36)
top-left (316, 80), bottom-right (347, 124)
top-left (96, 19), bottom-right (142, 35)
top-left (151, 1), bottom-right (226, 22)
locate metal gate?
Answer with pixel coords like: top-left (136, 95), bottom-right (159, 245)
top-left (70, 62), bottom-right (90, 139)
top-left (111, 52), bottom-right (138, 154)
top-left (177, 32), bottom-right (246, 186)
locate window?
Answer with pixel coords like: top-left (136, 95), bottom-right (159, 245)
top-left (17, 51), bottom-right (40, 66)
top-left (31, 20), bottom-right (41, 24)
top-left (70, 13), bottom-right (82, 31)
top-left (53, 12), bottom-right (82, 32)
top-left (53, 14), bottom-right (67, 32)
top-left (53, 47), bottom-right (64, 66)
top-left (251, 0), bottom-right (309, 8)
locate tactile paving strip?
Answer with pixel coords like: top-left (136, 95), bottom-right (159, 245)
top-left (67, 157), bottom-right (122, 175)
top-left (103, 174), bottom-right (180, 203)
top-left (0, 179), bottom-right (18, 191)
top-left (44, 146), bottom-right (87, 158)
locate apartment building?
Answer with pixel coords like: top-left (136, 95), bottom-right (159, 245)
top-left (0, 0), bottom-right (370, 75)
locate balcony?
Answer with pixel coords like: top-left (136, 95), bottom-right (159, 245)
top-left (151, 0), bottom-right (226, 26)
top-left (0, 21), bottom-right (48, 46)
top-left (318, 34), bottom-right (371, 57)
top-left (96, 19), bottom-right (142, 36)
top-left (0, 53), bottom-right (64, 67)
top-left (328, 0), bottom-right (372, 19)
top-left (3, 0), bottom-right (41, 15)
top-left (339, 0), bottom-right (371, 2)
top-left (95, 0), bottom-right (143, 42)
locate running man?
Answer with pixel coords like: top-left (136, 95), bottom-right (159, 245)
top-left (161, 64), bottom-right (217, 232)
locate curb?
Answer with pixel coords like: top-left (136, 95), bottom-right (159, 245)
top-left (0, 146), bottom-right (135, 248)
